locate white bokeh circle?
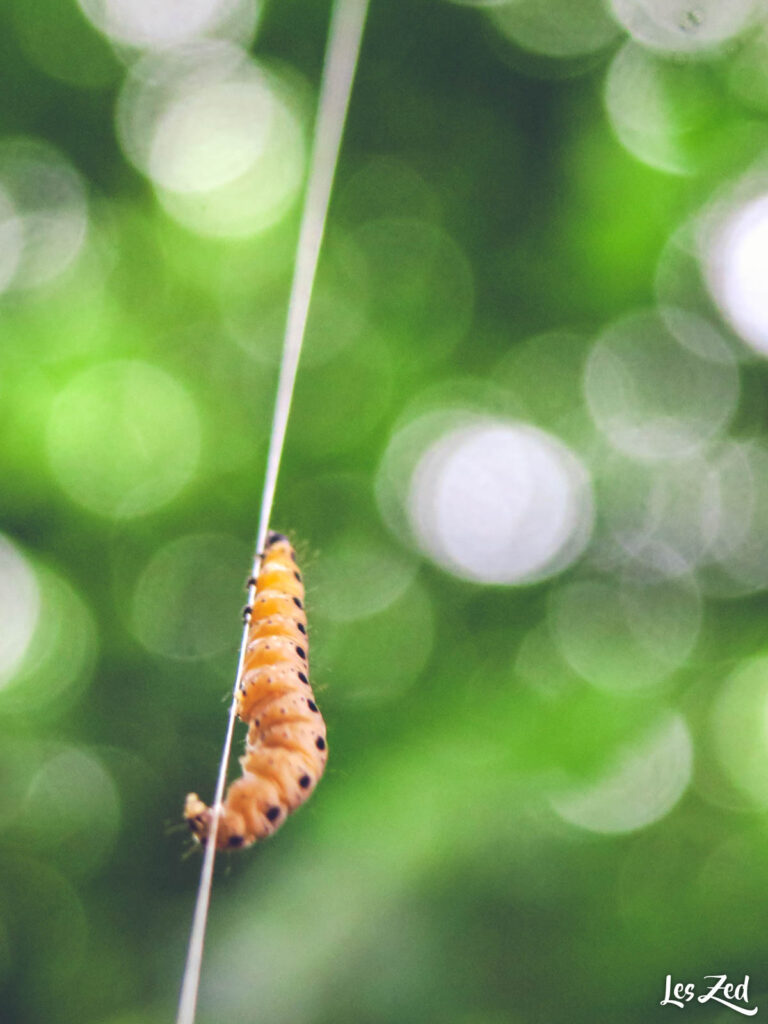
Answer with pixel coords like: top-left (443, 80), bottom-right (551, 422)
top-left (406, 418), bottom-right (593, 584)
top-left (704, 193), bottom-right (768, 357)
top-left (117, 43), bottom-right (305, 238)
top-left (551, 712), bottom-right (693, 833)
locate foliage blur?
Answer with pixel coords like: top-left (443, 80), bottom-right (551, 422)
top-left (2, 1), bottom-right (768, 1022)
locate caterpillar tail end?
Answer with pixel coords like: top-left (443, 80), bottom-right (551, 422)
top-left (183, 793), bottom-right (250, 851)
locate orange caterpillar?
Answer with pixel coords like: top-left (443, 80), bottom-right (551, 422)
top-left (184, 532), bottom-right (327, 849)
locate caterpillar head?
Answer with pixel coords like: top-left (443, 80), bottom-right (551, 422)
top-left (183, 792), bottom-right (211, 843)
top-left (183, 793), bottom-right (248, 850)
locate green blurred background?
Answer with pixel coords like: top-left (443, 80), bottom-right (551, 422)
top-left (3, 1), bottom-right (768, 1021)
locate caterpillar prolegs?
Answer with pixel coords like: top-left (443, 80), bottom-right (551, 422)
top-left (184, 533), bottom-right (328, 850)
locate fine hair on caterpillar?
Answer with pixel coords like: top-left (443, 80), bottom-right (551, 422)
top-left (184, 532), bottom-right (328, 850)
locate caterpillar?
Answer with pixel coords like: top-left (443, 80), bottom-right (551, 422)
top-left (184, 532), bottom-right (328, 850)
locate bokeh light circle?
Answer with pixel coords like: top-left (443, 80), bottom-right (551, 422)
top-left (551, 712), bottom-right (693, 833)
top-left (593, 439), bottom-right (757, 580)
top-left (727, 26), bottom-right (768, 114)
top-left (712, 657), bottom-right (768, 807)
top-left (117, 43), bottom-right (305, 238)
top-left (490, 0), bottom-right (620, 59)
top-left (604, 41), bottom-right (719, 174)
top-left (494, 330), bottom-right (593, 447)
top-left (655, 223), bottom-right (728, 346)
top-left (0, 563), bottom-right (97, 717)
top-left (584, 309), bottom-right (738, 461)
top-left (131, 533), bottom-right (249, 659)
top-left (47, 360), bottom-right (200, 518)
top-left (77, 0), bottom-right (260, 50)
top-left (608, 0), bottom-right (759, 55)
top-left (0, 137), bottom-right (88, 290)
top-left (22, 746), bottom-right (121, 876)
top-left (309, 535), bottom-right (418, 624)
top-left (0, 536), bottom-right (40, 691)
top-left (549, 569), bottom-right (701, 693)
top-left (0, 184), bottom-right (23, 294)
top-left (406, 418), bottom-right (593, 584)
top-left (148, 80), bottom-right (272, 194)
top-left (704, 193), bottom-right (768, 357)
top-left (697, 441), bottom-right (768, 595)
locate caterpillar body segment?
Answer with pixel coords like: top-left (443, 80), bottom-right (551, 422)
top-left (250, 590), bottom-right (307, 628)
top-left (184, 532), bottom-right (327, 850)
top-left (247, 614), bottom-right (306, 644)
top-left (237, 664), bottom-right (307, 722)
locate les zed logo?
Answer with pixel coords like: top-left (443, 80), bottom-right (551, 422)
top-left (661, 974), bottom-right (757, 1016)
